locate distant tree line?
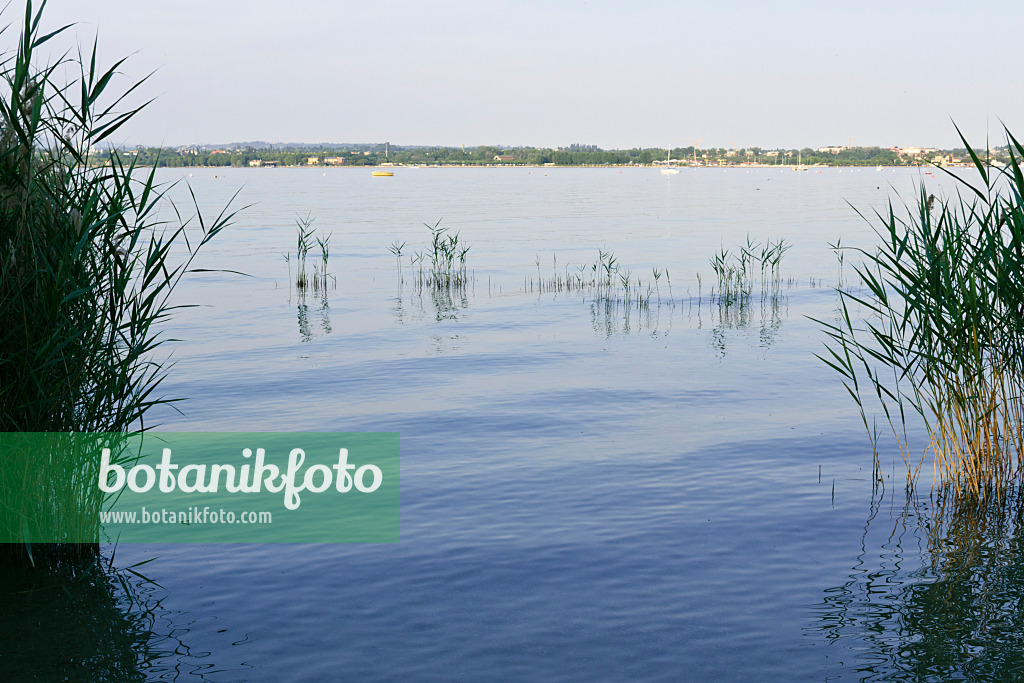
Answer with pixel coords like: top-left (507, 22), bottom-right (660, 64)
top-left (109, 143), bottom-right (999, 169)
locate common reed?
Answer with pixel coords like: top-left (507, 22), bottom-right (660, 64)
top-left (289, 214), bottom-right (333, 292)
top-left (388, 240), bottom-right (406, 286)
top-left (0, 1), bottom-right (236, 564)
top-left (817, 127), bottom-right (1024, 497)
top-left (709, 236), bottom-right (790, 307)
top-left (520, 238), bottom-right (788, 315)
top-left (404, 219), bottom-right (471, 292)
top-left (315, 232), bottom-right (333, 291)
top-left (294, 214), bottom-right (315, 289)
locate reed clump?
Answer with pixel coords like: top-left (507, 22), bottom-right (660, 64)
top-left (709, 236), bottom-right (790, 307)
top-left (524, 239), bottom-right (789, 313)
top-left (526, 249), bottom-right (660, 310)
top-left (287, 214), bottom-right (333, 292)
top-left (0, 1), bottom-right (236, 564)
top-left (818, 127), bottom-right (1024, 497)
top-left (407, 219), bottom-right (471, 292)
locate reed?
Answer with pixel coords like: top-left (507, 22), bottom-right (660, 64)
top-left (289, 214), bottom-right (333, 292)
top-left (315, 232), bottom-right (332, 292)
top-left (294, 214), bottom-right (314, 289)
top-left (0, 1), bottom-right (237, 564)
top-left (817, 126), bottom-right (1024, 497)
top-left (403, 219), bottom-right (471, 292)
top-left (520, 239), bottom-right (788, 315)
top-left (709, 236), bottom-right (789, 308)
top-left (709, 246), bottom-right (749, 305)
top-left (829, 238), bottom-right (845, 288)
top-left (389, 240), bottom-right (405, 286)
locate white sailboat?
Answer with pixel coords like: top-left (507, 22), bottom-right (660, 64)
top-left (660, 147), bottom-right (679, 174)
top-left (794, 150), bottom-right (808, 172)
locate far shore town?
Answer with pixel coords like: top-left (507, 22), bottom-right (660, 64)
top-left (91, 141), bottom-right (1014, 170)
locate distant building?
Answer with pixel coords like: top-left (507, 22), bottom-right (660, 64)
top-left (818, 145), bottom-right (849, 154)
top-left (211, 150), bottom-right (229, 155)
top-left (898, 147), bottom-right (934, 157)
top-left (325, 157), bottom-right (345, 165)
top-left (494, 155), bottom-right (515, 161)
top-left (307, 156), bottom-right (320, 165)
top-left (249, 159), bottom-right (263, 167)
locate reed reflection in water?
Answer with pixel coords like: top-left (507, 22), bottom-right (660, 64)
top-left (812, 488), bottom-right (1024, 681)
top-left (295, 289), bottom-right (333, 342)
top-left (0, 555), bottom-right (235, 681)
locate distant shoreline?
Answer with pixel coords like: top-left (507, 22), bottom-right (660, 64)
top-left (111, 142), bottom-right (1003, 171)
top-left (144, 162), bottom-right (973, 170)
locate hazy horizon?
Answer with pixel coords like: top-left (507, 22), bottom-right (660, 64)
top-left (38, 1), bottom-right (1024, 151)
top-left (102, 139), bottom-right (989, 153)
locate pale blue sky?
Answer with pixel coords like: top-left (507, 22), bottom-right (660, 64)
top-left (37, 0), bottom-right (1024, 149)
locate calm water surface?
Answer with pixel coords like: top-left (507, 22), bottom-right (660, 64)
top-left (6, 166), bottom-right (1021, 681)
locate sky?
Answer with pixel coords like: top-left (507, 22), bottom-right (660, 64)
top-left (32, 0), bottom-right (1024, 150)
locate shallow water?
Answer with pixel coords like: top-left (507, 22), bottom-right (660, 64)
top-left (5, 166), bottom-right (1020, 681)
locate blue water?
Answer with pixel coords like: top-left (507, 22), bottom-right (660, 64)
top-left (11, 166), bottom-right (1016, 681)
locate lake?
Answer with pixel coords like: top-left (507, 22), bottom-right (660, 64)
top-left (7, 165), bottom-right (1019, 681)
